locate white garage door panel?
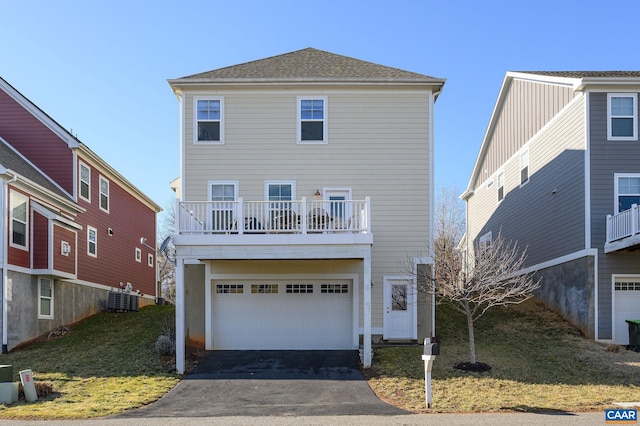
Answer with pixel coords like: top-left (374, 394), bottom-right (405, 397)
top-left (614, 280), bottom-right (640, 345)
top-left (213, 283), bottom-right (352, 350)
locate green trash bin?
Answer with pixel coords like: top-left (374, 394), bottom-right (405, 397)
top-left (625, 320), bottom-right (640, 348)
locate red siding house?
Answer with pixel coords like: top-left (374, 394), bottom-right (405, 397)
top-left (0, 77), bottom-right (161, 352)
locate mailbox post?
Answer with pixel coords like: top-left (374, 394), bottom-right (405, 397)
top-left (422, 338), bottom-right (439, 408)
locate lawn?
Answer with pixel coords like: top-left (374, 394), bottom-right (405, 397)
top-left (367, 300), bottom-right (640, 413)
top-left (0, 305), bottom-right (179, 420)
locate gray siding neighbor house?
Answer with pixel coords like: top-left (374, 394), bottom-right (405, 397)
top-left (463, 71), bottom-right (640, 345)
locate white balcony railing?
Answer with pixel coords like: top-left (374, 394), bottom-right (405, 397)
top-left (177, 197), bottom-right (370, 235)
top-left (606, 204), bottom-right (640, 243)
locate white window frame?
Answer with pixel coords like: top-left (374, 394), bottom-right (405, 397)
top-left (9, 190), bottom-right (28, 250)
top-left (208, 181), bottom-right (238, 231)
top-left (99, 176), bottom-right (109, 213)
top-left (194, 96), bottom-right (224, 145)
top-left (520, 149), bottom-right (529, 186)
top-left (135, 247), bottom-right (142, 263)
top-left (87, 226), bottom-right (97, 257)
top-left (265, 180), bottom-right (296, 208)
top-left (497, 170), bottom-right (505, 202)
top-left (79, 161), bottom-right (91, 203)
top-left (38, 277), bottom-right (54, 319)
top-left (148, 253), bottom-right (154, 267)
top-left (614, 173), bottom-right (640, 214)
top-left (608, 93), bottom-right (638, 141)
top-left (61, 241), bottom-right (71, 256)
top-left (479, 231), bottom-right (492, 250)
top-left (297, 96), bottom-right (328, 144)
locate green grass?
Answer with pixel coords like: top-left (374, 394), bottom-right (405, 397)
top-left (0, 305), bottom-right (179, 419)
top-left (367, 300), bottom-right (640, 413)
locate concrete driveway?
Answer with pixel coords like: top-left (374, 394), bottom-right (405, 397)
top-left (115, 350), bottom-right (409, 417)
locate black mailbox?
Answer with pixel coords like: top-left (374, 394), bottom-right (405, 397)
top-left (423, 342), bottom-right (440, 356)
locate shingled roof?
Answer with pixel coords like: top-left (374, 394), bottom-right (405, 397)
top-left (174, 48), bottom-right (444, 84)
top-left (0, 139), bottom-right (71, 200)
top-left (513, 71), bottom-right (640, 78)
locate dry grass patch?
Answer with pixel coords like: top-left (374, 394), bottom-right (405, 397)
top-left (0, 305), bottom-right (180, 420)
top-left (367, 300), bottom-right (640, 413)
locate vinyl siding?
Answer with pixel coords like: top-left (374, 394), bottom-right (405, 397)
top-left (589, 91), bottom-right (640, 339)
top-left (472, 78), bottom-right (576, 189)
top-left (182, 87), bottom-right (433, 328)
top-left (467, 92), bottom-right (586, 267)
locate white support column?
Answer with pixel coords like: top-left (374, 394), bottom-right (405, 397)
top-left (363, 252), bottom-right (372, 367)
top-left (175, 257), bottom-right (185, 374)
top-left (205, 261), bottom-right (212, 349)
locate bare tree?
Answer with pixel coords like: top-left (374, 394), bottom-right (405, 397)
top-left (425, 233), bottom-right (541, 365)
top-left (158, 199), bottom-right (176, 304)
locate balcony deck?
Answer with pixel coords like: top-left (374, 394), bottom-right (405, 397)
top-left (173, 197), bottom-right (373, 254)
top-left (605, 204), bottom-right (640, 253)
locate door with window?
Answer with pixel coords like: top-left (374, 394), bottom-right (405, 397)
top-left (324, 188), bottom-right (351, 230)
top-left (383, 276), bottom-right (417, 340)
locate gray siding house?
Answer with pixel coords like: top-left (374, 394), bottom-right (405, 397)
top-left (463, 71), bottom-right (640, 345)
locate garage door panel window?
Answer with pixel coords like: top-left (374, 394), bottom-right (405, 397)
top-left (615, 281), bottom-right (640, 291)
top-left (216, 284), bottom-right (244, 294)
top-left (251, 284), bottom-right (278, 294)
top-left (320, 284), bottom-right (349, 294)
top-left (286, 284), bottom-right (313, 294)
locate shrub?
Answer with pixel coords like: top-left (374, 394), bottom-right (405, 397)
top-left (155, 335), bottom-right (175, 356)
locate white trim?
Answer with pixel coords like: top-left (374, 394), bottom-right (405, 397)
top-left (265, 180), bottom-right (296, 207)
top-left (98, 175), bottom-right (109, 213)
top-left (9, 189), bottom-right (28, 251)
top-left (193, 96), bottom-right (224, 145)
top-left (613, 173), bottom-right (640, 214)
top-left (147, 253), bottom-right (154, 267)
top-left (176, 257), bottom-right (185, 374)
top-left (79, 161), bottom-right (91, 203)
top-left (607, 93), bottom-right (638, 141)
top-left (135, 247), bottom-right (142, 263)
top-left (38, 277), bottom-right (54, 319)
top-left (610, 274), bottom-right (640, 345)
top-left (87, 226), bottom-right (97, 257)
top-left (207, 180), bottom-right (239, 201)
top-left (519, 148), bottom-right (530, 187)
top-left (517, 248), bottom-right (597, 276)
top-left (496, 169), bottom-right (505, 203)
top-left (383, 275), bottom-right (417, 340)
top-left (585, 91), bottom-right (591, 249)
top-left (297, 96), bottom-right (328, 144)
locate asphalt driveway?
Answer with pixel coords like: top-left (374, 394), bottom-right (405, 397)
top-left (115, 350), bottom-right (409, 417)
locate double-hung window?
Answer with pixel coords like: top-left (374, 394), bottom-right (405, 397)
top-left (79, 162), bottom-right (91, 202)
top-left (497, 171), bottom-right (505, 202)
top-left (209, 182), bottom-right (237, 232)
top-left (297, 97), bottom-right (327, 143)
top-left (520, 149), bottom-right (529, 186)
top-left (195, 97), bottom-right (224, 143)
top-left (99, 176), bottom-right (109, 212)
top-left (38, 278), bottom-right (54, 319)
top-left (615, 174), bottom-right (640, 213)
top-left (87, 226), bottom-right (97, 257)
top-left (10, 190), bottom-right (28, 249)
top-left (608, 93), bottom-right (637, 140)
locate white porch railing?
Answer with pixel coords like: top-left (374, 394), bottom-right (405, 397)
top-left (177, 197), bottom-right (370, 235)
top-left (606, 204), bottom-right (640, 243)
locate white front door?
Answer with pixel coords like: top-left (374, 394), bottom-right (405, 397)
top-left (383, 276), bottom-right (416, 340)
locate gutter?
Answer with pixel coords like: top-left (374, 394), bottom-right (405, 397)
top-left (1, 167), bottom-right (17, 354)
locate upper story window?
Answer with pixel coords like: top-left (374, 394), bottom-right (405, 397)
top-left (10, 190), bottom-right (28, 249)
top-left (520, 149), bottom-right (529, 186)
top-left (497, 171), bottom-right (505, 202)
top-left (87, 226), bottom-right (97, 257)
top-left (99, 176), bottom-right (109, 212)
top-left (79, 162), bottom-right (91, 202)
top-left (297, 97), bottom-right (327, 143)
top-left (479, 231), bottom-right (492, 250)
top-left (615, 174), bottom-right (640, 213)
top-left (195, 97), bottom-right (224, 144)
top-left (608, 93), bottom-right (638, 141)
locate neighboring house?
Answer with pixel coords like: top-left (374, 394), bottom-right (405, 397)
top-left (462, 71), bottom-right (640, 345)
top-left (0, 77), bottom-right (161, 351)
top-left (168, 48), bottom-right (445, 372)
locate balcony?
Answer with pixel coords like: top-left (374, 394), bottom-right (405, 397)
top-left (605, 204), bottom-right (640, 253)
top-left (174, 197), bottom-right (372, 256)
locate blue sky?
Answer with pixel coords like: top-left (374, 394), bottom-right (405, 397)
top-left (3, 0), bottom-right (640, 228)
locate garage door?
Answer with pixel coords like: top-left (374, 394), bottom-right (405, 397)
top-left (212, 281), bottom-right (353, 350)
top-left (614, 278), bottom-right (640, 344)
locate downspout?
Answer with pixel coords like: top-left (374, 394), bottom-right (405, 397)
top-left (1, 168), bottom-right (17, 354)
